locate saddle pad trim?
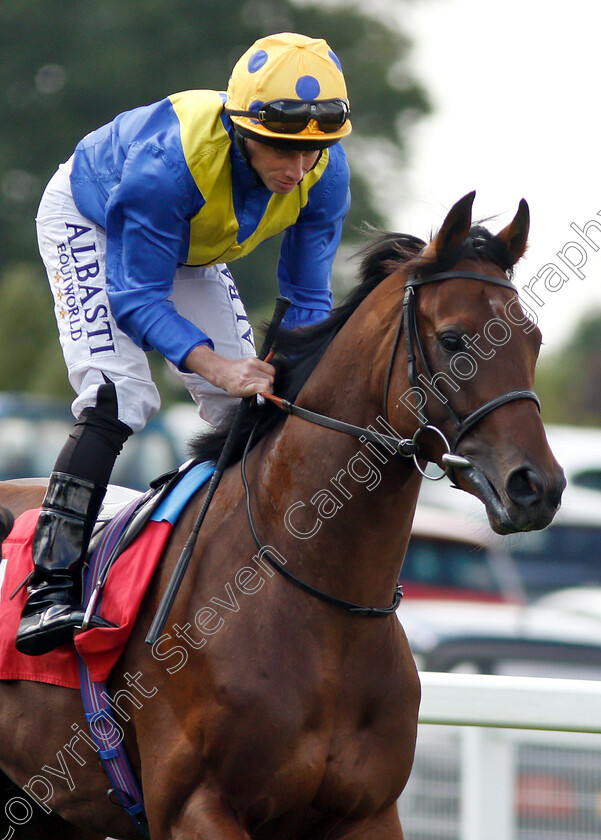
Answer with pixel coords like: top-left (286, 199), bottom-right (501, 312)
top-left (150, 461), bottom-right (215, 524)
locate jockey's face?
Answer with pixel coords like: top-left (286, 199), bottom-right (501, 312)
top-left (245, 138), bottom-right (320, 194)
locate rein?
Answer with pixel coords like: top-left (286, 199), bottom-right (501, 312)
top-left (148, 267), bottom-right (542, 635)
top-left (146, 297), bottom-right (291, 645)
top-left (263, 270), bottom-right (540, 480)
top-left (261, 394), bottom-right (418, 457)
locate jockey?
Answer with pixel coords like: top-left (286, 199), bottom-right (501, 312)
top-left (16, 32), bottom-right (352, 656)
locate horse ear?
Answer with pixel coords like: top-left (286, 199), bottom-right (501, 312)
top-left (428, 191), bottom-right (476, 257)
top-left (496, 198), bottom-right (530, 265)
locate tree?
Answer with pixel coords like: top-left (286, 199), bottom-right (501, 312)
top-left (0, 0), bottom-right (429, 398)
top-left (535, 309), bottom-right (601, 425)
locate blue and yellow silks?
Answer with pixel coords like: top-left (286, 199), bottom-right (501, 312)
top-left (69, 91), bottom-right (350, 369)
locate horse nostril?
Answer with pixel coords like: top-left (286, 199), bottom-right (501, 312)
top-left (506, 467), bottom-right (544, 507)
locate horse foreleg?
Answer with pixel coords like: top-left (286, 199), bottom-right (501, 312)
top-left (153, 787), bottom-right (251, 840)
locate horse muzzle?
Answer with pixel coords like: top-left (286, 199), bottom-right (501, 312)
top-left (458, 462), bottom-right (566, 535)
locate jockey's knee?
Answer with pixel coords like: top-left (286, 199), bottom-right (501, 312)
top-left (73, 375), bottom-right (161, 435)
top-left (57, 377), bottom-right (162, 486)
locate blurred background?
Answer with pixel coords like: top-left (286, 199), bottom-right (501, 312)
top-left (0, 0), bottom-right (430, 403)
top-left (2, 0), bottom-right (601, 423)
top-left (3, 3), bottom-right (601, 835)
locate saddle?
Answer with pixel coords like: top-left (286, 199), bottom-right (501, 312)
top-left (0, 459), bottom-right (214, 687)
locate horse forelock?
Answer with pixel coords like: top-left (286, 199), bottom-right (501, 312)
top-left (405, 223), bottom-right (517, 280)
top-left (188, 223), bottom-right (512, 467)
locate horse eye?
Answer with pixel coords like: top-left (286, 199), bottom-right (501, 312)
top-left (438, 330), bottom-right (464, 353)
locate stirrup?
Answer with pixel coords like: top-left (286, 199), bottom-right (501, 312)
top-left (15, 605), bottom-right (116, 657)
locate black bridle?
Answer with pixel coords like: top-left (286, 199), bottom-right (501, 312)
top-left (387, 269), bottom-right (540, 469)
top-left (242, 269), bottom-right (540, 617)
top-left (262, 270), bottom-right (540, 477)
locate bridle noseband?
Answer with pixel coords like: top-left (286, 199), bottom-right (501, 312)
top-left (245, 268), bottom-right (540, 616)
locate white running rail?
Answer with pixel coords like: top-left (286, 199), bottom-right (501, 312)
top-left (401, 672), bottom-right (601, 840)
top-left (419, 671), bottom-right (601, 733)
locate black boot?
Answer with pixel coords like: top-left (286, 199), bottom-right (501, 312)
top-left (15, 472), bottom-right (108, 656)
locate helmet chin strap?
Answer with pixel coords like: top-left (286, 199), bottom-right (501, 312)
top-left (307, 150), bottom-right (323, 172)
top-left (234, 130), bottom-right (264, 187)
top-left (233, 128), bottom-right (250, 164)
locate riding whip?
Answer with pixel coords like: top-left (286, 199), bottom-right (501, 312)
top-left (145, 295), bottom-right (291, 644)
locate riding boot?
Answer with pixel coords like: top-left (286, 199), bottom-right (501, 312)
top-left (15, 471), bottom-right (110, 656)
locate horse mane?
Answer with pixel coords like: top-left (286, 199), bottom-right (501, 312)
top-left (189, 224), bottom-right (514, 466)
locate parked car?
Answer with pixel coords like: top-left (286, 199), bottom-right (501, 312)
top-left (417, 453), bottom-right (601, 600)
top-left (401, 504), bottom-right (525, 603)
top-left (502, 489), bottom-right (601, 598)
top-left (396, 594), bottom-right (601, 840)
top-left (398, 431), bottom-right (601, 836)
top-left (535, 586), bottom-right (601, 623)
top-left (397, 597), bottom-right (601, 680)
top-left (0, 392), bottom-right (181, 491)
top-left (545, 423), bottom-right (601, 494)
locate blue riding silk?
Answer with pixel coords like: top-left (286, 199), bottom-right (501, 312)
top-left (69, 90), bottom-right (350, 371)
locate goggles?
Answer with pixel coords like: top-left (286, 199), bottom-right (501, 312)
top-left (227, 98), bottom-right (350, 135)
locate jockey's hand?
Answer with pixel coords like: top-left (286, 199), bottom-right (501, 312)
top-left (184, 345), bottom-right (275, 398)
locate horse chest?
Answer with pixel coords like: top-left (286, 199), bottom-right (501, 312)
top-left (319, 680), bottom-right (419, 812)
top-left (210, 644), bottom-right (419, 821)
top-left (228, 683), bottom-right (418, 834)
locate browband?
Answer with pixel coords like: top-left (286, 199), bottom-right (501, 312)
top-left (407, 270), bottom-right (517, 291)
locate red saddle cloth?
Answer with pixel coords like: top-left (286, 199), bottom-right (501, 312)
top-left (0, 508), bottom-right (172, 688)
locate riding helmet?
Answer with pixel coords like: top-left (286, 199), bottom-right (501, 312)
top-left (225, 32), bottom-right (352, 150)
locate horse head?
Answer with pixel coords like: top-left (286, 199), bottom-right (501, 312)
top-left (385, 191), bottom-right (565, 534)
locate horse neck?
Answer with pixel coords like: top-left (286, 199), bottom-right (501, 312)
top-left (254, 277), bottom-right (421, 608)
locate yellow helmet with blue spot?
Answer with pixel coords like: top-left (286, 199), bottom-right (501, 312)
top-left (225, 32), bottom-right (352, 148)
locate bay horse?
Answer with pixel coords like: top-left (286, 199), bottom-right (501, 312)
top-left (0, 192), bottom-right (565, 840)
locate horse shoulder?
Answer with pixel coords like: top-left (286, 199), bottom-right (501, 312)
top-left (0, 479), bottom-right (46, 540)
